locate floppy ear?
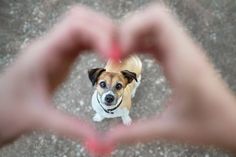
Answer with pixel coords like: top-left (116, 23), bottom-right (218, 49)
top-left (88, 68), bottom-right (106, 86)
top-left (121, 70), bottom-right (137, 84)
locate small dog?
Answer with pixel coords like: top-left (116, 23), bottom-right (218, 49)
top-left (88, 56), bottom-right (142, 125)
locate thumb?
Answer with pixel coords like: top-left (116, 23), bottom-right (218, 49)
top-left (106, 116), bottom-right (171, 145)
top-left (37, 107), bottom-right (95, 141)
top-left (84, 136), bottom-right (115, 157)
top-left (106, 110), bottom-right (190, 145)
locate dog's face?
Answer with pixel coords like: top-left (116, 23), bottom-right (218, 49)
top-left (88, 68), bottom-right (137, 106)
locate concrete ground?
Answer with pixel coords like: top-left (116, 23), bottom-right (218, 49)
top-left (0, 0), bottom-right (236, 156)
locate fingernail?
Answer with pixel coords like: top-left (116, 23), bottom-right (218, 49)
top-left (109, 42), bottom-right (121, 62)
top-left (84, 137), bottom-right (114, 157)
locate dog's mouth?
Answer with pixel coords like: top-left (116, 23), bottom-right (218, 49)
top-left (104, 99), bottom-right (118, 106)
top-left (101, 92), bottom-right (118, 106)
top-left (104, 102), bottom-right (113, 106)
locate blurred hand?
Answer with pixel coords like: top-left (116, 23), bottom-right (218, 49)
top-left (108, 4), bottom-right (236, 151)
top-left (1, 3), bottom-right (236, 156)
top-left (0, 6), bottom-right (116, 148)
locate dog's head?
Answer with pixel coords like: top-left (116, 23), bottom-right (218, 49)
top-left (88, 68), bottom-right (137, 106)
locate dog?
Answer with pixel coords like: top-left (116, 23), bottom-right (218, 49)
top-left (88, 56), bottom-right (142, 125)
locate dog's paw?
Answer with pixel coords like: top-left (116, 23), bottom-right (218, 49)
top-left (93, 114), bottom-right (104, 122)
top-left (122, 116), bottom-right (132, 126)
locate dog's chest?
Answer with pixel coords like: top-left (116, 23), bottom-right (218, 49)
top-left (91, 91), bottom-right (127, 118)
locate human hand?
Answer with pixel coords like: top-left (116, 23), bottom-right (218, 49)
top-left (108, 4), bottom-right (236, 151)
top-left (0, 6), bottom-right (117, 150)
top-left (1, 3), bottom-right (236, 156)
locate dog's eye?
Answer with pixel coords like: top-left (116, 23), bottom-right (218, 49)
top-left (99, 81), bottom-right (106, 88)
top-left (115, 83), bottom-right (123, 90)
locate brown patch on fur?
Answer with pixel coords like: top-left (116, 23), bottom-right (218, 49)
top-left (94, 56), bottom-right (142, 110)
top-left (96, 72), bottom-right (128, 97)
top-left (111, 74), bottom-right (126, 98)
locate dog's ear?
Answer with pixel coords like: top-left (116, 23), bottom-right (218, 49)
top-left (88, 68), bottom-right (106, 86)
top-left (121, 70), bottom-right (137, 84)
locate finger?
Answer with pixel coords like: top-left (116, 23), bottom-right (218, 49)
top-left (84, 137), bottom-right (114, 157)
top-left (63, 6), bottom-right (118, 59)
top-left (40, 6), bottom-right (115, 59)
top-left (37, 107), bottom-right (95, 140)
top-left (120, 11), bottom-right (150, 57)
top-left (106, 97), bottom-right (225, 147)
top-left (73, 6), bottom-right (115, 34)
top-left (119, 4), bottom-right (169, 58)
top-left (38, 107), bottom-right (115, 156)
top-left (106, 116), bottom-right (167, 144)
top-left (106, 112), bottom-right (193, 146)
top-left (120, 4), bottom-right (217, 91)
top-left (16, 6), bottom-right (116, 92)
top-left (105, 98), bottom-right (188, 145)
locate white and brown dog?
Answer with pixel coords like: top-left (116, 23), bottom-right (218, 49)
top-left (88, 56), bottom-right (142, 125)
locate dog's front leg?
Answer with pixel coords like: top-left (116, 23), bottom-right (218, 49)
top-left (93, 113), bottom-right (104, 122)
top-left (121, 109), bottom-right (132, 125)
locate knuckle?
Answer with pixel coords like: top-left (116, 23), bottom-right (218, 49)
top-left (146, 3), bottom-right (171, 17)
top-left (142, 4), bottom-right (173, 27)
top-left (67, 5), bottom-right (90, 17)
top-left (107, 22), bottom-right (117, 34)
top-left (67, 6), bottom-right (80, 16)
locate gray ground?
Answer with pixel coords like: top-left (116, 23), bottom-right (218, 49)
top-left (0, 0), bottom-right (236, 157)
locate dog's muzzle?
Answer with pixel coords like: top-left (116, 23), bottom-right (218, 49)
top-left (105, 94), bottom-right (115, 104)
top-left (101, 91), bottom-right (117, 106)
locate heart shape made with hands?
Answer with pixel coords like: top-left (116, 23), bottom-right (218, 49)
top-left (7, 5), bottom-right (226, 157)
top-left (83, 44), bottom-right (123, 156)
top-left (83, 44), bottom-right (164, 156)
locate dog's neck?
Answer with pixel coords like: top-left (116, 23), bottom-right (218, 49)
top-left (95, 90), bottom-right (123, 114)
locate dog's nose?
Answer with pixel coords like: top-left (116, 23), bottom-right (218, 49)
top-left (105, 94), bottom-right (115, 103)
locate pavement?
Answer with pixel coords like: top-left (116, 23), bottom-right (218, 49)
top-left (0, 0), bottom-right (236, 157)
